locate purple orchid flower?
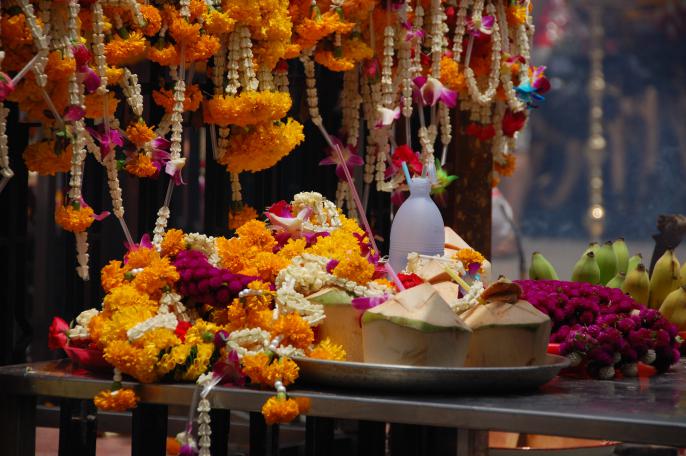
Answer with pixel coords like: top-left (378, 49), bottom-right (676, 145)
top-left (124, 233), bottom-right (153, 253)
top-left (326, 259), bottom-right (339, 274)
top-left (63, 105), bottom-right (86, 122)
top-left (267, 206), bottom-right (313, 238)
top-left (376, 106), bottom-right (401, 129)
top-left (212, 349), bottom-right (245, 387)
top-left (87, 126), bottom-right (123, 158)
top-left (150, 137), bottom-right (172, 172)
top-left (77, 196), bottom-right (110, 221)
top-left (401, 20), bottom-right (425, 42)
top-left (81, 67), bottom-right (101, 95)
top-left (351, 295), bottom-right (389, 311)
top-left (466, 15), bottom-right (495, 38)
top-left (412, 76), bottom-right (458, 108)
top-left (319, 137), bottom-right (364, 180)
top-left (165, 157), bottom-right (187, 186)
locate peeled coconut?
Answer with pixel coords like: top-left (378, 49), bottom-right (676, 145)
top-left (433, 281), bottom-right (460, 310)
top-left (461, 279), bottom-right (551, 367)
top-left (307, 287), bottom-right (362, 361)
top-left (362, 283), bottom-right (471, 367)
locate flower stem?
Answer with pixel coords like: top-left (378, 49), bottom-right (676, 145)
top-left (12, 53), bottom-right (41, 86)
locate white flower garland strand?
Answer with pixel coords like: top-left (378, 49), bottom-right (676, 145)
top-left (120, 68), bottom-right (144, 118)
top-left (0, 17), bottom-right (10, 194)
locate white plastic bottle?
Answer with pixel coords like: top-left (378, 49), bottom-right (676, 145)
top-left (388, 177), bottom-right (445, 273)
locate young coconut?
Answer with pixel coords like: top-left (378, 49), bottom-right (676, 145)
top-left (362, 283), bottom-right (472, 367)
top-left (461, 278), bottom-right (551, 367)
top-left (307, 287), bottom-right (362, 361)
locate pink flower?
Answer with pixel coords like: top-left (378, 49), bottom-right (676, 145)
top-left (376, 106), bottom-right (400, 128)
top-left (150, 137), bottom-right (171, 172)
top-left (165, 157), bottom-right (186, 186)
top-left (0, 71), bottom-right (15, 102)
top-left (87, 126), bottom-right (123, 158)
top-left (467, 15), bottom-right (495, 38)
top-left (266, 201), bottom-right (293, 218)
top-left (351, 295), bottom-right (389, 311)
top-left (72, 44), bottom-right (92, 68)
top-left (319, 137), bottom-right (364, 180)
top-left (267, 206), bottom-right (312, 238)
top-left (401, 20), bottom-right (425, 42)
top-left (78, 196), bottom-right (110, 221)
top-left (81, 67), bottom-right (101, 95)
top-left (64, 105), bottom-right (86, 122)
top-left (48, 317), bottom-right (69, 350)
top-left (413, 76), bottom-right (457, 108)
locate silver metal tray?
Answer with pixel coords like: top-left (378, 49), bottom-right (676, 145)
top-left (294, 354), bottom-right (570, 393)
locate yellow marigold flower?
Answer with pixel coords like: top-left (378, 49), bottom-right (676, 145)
top-left (507, 5), bottom-right (528, 26)
top-left (148, 45), bottom-right (179, 67)
top-left (169, 18), bottom-right (201, 46)
top-left (106, 66), bottom-right (125, 85)
top-left (261, 395), bottom-right (302, 425)
top-left (23, 141), bottom-right (72, 176)
top-left (180, 343), bottom-right (215, 381)
top-left (125, 154), bottom-right (157, 178)
top-left (152, 84), bottom-right (202, 113)
top-left (55, 204), bottom-right (95, 233)
top-left (131, 256), bottom-right (180, 297)
top-left (138, 4), bottom-right (162, 36)
top-left (295, 11), bottom-right (354, 49)
top-left (339, 214), bottom-right (365, 236)
top-left (342, 38), bottom-right (374, 62)
top-left (157, 343), bottom-right (192, 376)
top-left (440, 57), bottom-right (466, 92)
top-left (494, 154), bottom-right (517, 177)
top-left (203, 91), bottom-right (292, 127)
top-left (219, 119), bottom-right (304, 173)
top-left (101, 260), bottom-right (128, 293)
top-left (309, 338), bottom-right (346, 361)
top-left (102, 284), bottom-right (156, 314)
top-left (125, 247), bottom-right (158, 269)
top-left (263, 357), bottom-right (300, 387)
top-left (126, 120), bottom-right (156, 148)
top-left (203, 9), bottom-right (236, 35)
top-left (272, 313), bottom-right (314, 350)
top-left (105, 31), bottom-right (148, 66)
top-left (228, 205), bottom-right (258, 230)
top-left (135, 328), bottom-right (180, 352)
top-left (185, 35), bottom-right (221, 63)
top-left (103, 340), bottom-right (159, 383)
top-left (94, 388), bottom-right (138, 412)
top-left (314, 50), bottom-right (355, 72)
top-left (332, 254), bottom-right (374, 285)
top-left (277, 238), bottom-right (307, 261)
top-left (161, 229), bottom-right (186, 258)
top-left (308, 228), bottom-right (360, 261)
top-left (453, 248), bottom-right (486, 273)
top-left (184, 321), bottom-right (222, 346)
top-left (237, 220), bottom-right (278, 252)
top-left (242, 352), bottom-right (270, 384)
top-left (84, 92), bottom-right (119, 119)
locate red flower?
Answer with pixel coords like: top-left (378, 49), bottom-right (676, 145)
top-left (266, 200), bottom-right (293, 218)
top-left (175, 321), bottom-right (192, 342)
top-left (502, 110), bottom-right (527, 137)
top-left (465, 123), bottom-right (495, 141)
top-left (398, 273), bottom-right (425, 290)
top-left (392, 145), bottom-right (423, 175)
top-left (48, 317), bottom-right (69, 350)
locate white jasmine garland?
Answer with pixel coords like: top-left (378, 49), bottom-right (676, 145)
top-left (300, 49), bottom-right (322, 126)
top-left (127, 313), bottom-right (179, 342)
top-left (184, 233), bottom-right (220, 266)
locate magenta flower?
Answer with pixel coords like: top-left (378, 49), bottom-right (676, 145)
top-left (319, 137), bottom-right (364, 180)
top-left (212, 349), bottom-right (245, 387)
top-left (0, 71), bottom-right (15, 102)
top-left (376, 106), bottom-right (400, 128)
top-left (413, 76), bottom-right (457, 108)
top-left (81, 67), bottom-right (101, 94)
top-left (72, 44), bottom-right (92, 68)
top-left (401, 20), bottom-right (425, 42)
top-left (466, 15), bottom-right (495, 38)
top-left (78, 196), bottom-right (110, 221)
top-left (326, 259), bottom-right (339, 274)
top-left (267, 205), bottom-right (312, 237)
top-left (351, 295), bottom-right (389, 311)
top-left (165, 157), bottom-right (187, 186)
top-left (124, 233), bottom-right (153, 253)
top-left (63, 105), bottom-right (86, 122)
top-left (87, 126), bottom-right (123, 158)
top-left (150, 137), bottom-right (171, 172)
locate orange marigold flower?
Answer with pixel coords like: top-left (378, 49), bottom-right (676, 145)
top-left (242, 352), bottom-right (271, 384)
top-left (126, 120), bottom-right (156, 147)
top-left (138, 4), bottom-right (162, 36)
top-left (84, 92), bottom-right (119, 119)
top-left (189, 0), bottom-right (208, 21)
top-left (272, 313), bottom-right (314, 350)
top-left (185, 35), bottom-right (221, 63)
top-left (55, 204), bottom-right (95, 233)
top-left (309, 338), bottom-right (347, 361)
top-left (507, 5), bottom-right (528, 26)
top-left (103, 339), bottom-right (159, 382)
top-left (494, 154), bottom-right (517, 177)
top-left (203, 91), bottom-right (292, 127)
top-left (160, 229), bottom-right (186, 258)
top-left (125, 247), bottom-right (158, 269)
top-left (148, 45), bottom-right (179, 67)
top-left (440, 57), bottom-right (466, 92)
top-left (262, 357), bottom-right (300, 387)
top-left (277, 238), bottom-right (307, 261)
top-left (228, 205), bottom-right (258, 230)
top-left (203, 9), bottom-right (236, 35)
top-left (261, 395), bottom-right (302, 425)
top-left (105, 31), bottom-right (148, 66)
top-left (106, 66), bottom-right (125, 85)
top-left (342, 38), bottom-right (374, 62)
top-left (152, 84), bottom-right (202, 113)
top-left (23, 141), bottom-right (72, 176)
top-left (236, 220), bottom-right (278, 253)
top-left (169, 18), bottom-right (201, 46)
top-left (131, 256), bottom-right (180, 297)
top-left (45, 51), bottom-right (76, 81)
top-left (295, 11), bottom-right (354, 49)
top-left (1, 14), bottom-right (34, 49)
top-left (94, 388), bottom-right (139, 412)
top-left (314, 50), bottom-right (355, 72)
top-left (125, 154), bottom-right (157, 178)
top-left (283, 43), bottom-right (302, 60)
top-left (101, 260), bottom-right (128, 293)
top-left (332, 254), bottom-right (374, 285)
top-left (453, 248), bottom-right (486, 273)
top-left (219, 119), bottom-right (304, 173)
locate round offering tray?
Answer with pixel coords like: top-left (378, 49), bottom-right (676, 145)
top-left (294, 354), bottom-right (570, 393)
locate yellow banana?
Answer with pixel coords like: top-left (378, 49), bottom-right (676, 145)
top-left (648, 249), bottom-right (681, 309)
top-left (622, 264), bottom-right (650, 305)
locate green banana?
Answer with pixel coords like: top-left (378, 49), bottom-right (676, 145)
top-left (648, 249), bottom-right (681, 309)
top-left (584, 242), bottom-right (600, 256)
top-left (571, 251), bottom-right (600, 284)
top-left (680, 262), bottom-right (686, 287)
top-left (597, 241), bottom-right (618, 285)
top-left (627, 254), bottom-right (643, 274)
top-left (606, 272), bottom-right (626, 289)
top-left (659, 285), bottom-right (686, 331)
top-left (612, 238), bottom-right (630, 274)
top-left (622, 264), bottom-right (650, 305)
top-left (529, 252), bottom-right (559, 280)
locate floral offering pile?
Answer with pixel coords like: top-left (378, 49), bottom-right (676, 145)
top-left (517, 280), bottom-right (682, 379)
top-left (53, 193), bottom-right (394, 446)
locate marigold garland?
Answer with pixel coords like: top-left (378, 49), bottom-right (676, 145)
top-left (228, 205), bottom-right (259, 231)
top-left (261, 395), bottom-right (302, 425)
top-left (23, 141), bottom-right (72, 176)
top-left (152, 84), bottom-right (202, 113)
top-left (203, 91), bottom-right (292, 127)
top-left (125, 154), bottom-right (157, 178)
top-left (55, 204), bottom-right (95, 233)
top-left (309, 338), bottom-right (346, 361)
top-left (105, 32), bottom-right (149, 66)
top-left (94, 388), bottom-right (139, 412)
top-left (126, 121), bottom-right (156, 148)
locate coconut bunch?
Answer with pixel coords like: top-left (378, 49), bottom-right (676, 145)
top-left (516, 279), bottom-right (681, 378)
top-left (529, 239), bottom-right (686, 332)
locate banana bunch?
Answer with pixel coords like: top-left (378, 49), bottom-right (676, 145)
top-left (528, 239), bottom-right (686, 331)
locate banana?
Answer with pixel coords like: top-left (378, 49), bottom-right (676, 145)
top-left (622, 264), bottom-right (650, 305)
top-left (659, 285), bottom-right (686, 330)
top-left (584, 242), bottom-right (600, 256)
top-left (571, 251), bottom-right (600, 284)
top-left (529, 252), bottom-right (559, 280)
top-left (680, 262), bottom-right (686, 287)
top-left (627, 254), bottom-right (643, 274)
top-left (612, 238), bottom-right (630, 274)
top-left (606, 272), bottom-right (626, 289)
top-left (597, 241), bottom-right (618, 285)
top-left (648, 249), bottom-right (681, 309)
